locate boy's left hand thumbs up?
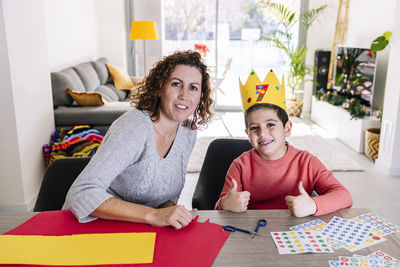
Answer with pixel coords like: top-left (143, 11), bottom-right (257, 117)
top-left (285, 181), bottom-right (317, 218)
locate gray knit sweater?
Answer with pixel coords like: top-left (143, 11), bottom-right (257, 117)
top-left (63, 109), bottom-right (197, 222)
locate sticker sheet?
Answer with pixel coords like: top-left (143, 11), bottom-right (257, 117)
top-left (321, 216), bottom-right (378, 251)
top-left (329, 255), bottom-right (378, 266)
top-left (270, 231), bottom-right (334, 254)
top-left (290, 219), bottom-right (327, 232)
top-left (329, 250), bottom-right (400, 267)
top-left (352, 213), bottom-right (400, 235)
top-left (367, 250), bottom-right (400, 266)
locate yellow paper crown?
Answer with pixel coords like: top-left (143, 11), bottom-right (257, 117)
top-left (239, 69), bottom-right (286, 112)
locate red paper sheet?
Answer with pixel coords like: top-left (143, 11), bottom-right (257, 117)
top-left (3, 210), bottom-right (230, 267)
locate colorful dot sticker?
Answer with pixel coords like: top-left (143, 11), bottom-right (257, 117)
top-left (322, 216), bottom-right (376, 251)
top-left (353, 213), bottom-right (400, 234)
top-left (255, 84), bottom-right (269, 102)
top-left (290, 219), bottom-right (327, 232)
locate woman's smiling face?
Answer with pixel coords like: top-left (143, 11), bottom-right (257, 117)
top-left (159, 64), bottom-right (202, 124)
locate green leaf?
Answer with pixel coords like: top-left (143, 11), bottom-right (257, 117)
top-left (370, 36), bottom-right (389, 53)
top-left (301, 5), bottom-right (327, 30)
top-left (288, 13), bottom-right (295, 24)
top-left (383, 31), bottom-right (392, 41)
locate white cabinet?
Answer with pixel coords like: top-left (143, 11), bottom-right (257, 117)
top-left (311, 96), bottom-right (380, 153)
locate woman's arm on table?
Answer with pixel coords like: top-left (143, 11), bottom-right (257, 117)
top-left (91, 197), bottom-right (194, 229)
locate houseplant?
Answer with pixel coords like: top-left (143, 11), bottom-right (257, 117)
top-left (258, 1), bottom-right (327, 116)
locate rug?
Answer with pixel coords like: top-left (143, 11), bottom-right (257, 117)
top-left (187, 136), bottom-right (364, 173)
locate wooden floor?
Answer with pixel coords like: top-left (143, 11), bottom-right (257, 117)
top-left (178, 112), bottom-right (400, 226)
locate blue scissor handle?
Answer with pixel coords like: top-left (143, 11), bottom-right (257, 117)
top-left (224, 225), bottom-right (251, 234)
top-left (255, 219), bottom-right (267, 233)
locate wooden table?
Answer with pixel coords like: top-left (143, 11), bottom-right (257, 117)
top-left (1, 209), bottom-right (399, 266)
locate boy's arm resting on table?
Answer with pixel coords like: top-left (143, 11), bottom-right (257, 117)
top-left (91, 198), bottom-right (194, 229)
top-left (311, 157), bottom-right (353, 216)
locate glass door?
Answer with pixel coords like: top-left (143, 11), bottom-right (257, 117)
top-left (163, 0), bottom-right (300, 110)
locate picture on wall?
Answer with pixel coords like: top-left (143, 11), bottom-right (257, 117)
top-left (332, 46), bottom-right (377, 106)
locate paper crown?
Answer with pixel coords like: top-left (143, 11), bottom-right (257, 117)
top-left (239, 69), bottom-right (286, 112)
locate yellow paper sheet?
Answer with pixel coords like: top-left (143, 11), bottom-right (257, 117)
top-left (0, 232), bottom-right (156, 265)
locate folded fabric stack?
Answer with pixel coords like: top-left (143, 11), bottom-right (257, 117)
top-left (43, 125), bottom-right (104, 166)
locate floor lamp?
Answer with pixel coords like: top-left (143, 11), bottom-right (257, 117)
top-left (130, 21), bottom-right (158, 76)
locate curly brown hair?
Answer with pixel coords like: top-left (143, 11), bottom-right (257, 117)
top-left (131, 50), bottom-right (214, 130)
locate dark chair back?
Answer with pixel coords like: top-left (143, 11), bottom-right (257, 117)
top-left (34, 157), bottom-right (91, 211)
top-left (192, 138), bottom-right (252, 210)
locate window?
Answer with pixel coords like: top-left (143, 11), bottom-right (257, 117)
top-left (164, 0), bottom-right (300, 110)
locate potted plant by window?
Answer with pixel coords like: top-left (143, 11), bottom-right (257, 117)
top-left (258, 1), bottom-right (327, 116)
top-left (364, 31), bottom-right (392, 162)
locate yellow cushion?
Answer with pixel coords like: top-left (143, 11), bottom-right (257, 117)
top-left (106, 63), bottom-right (134, 90)
top-left (65, 88), bottom-right (104, 106)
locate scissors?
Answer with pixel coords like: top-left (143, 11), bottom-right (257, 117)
top-left (252, 219), bottom-right (267, 238)
top-left (223, 218), bottom-right (267, 238)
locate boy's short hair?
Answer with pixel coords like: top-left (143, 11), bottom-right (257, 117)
top-left (244, 103), bottom-right (289, 128)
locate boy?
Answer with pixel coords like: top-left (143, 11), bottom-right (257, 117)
top-left (215, 70), bottom-right (352, 217)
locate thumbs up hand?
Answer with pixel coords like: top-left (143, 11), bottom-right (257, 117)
top-left (220, 179), bottom-right (250, 212)
top-left (285, 181), bottom-right (317, 217)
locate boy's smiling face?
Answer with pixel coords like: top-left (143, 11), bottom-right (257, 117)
top-left (245, 108), bottom-right (292, 161)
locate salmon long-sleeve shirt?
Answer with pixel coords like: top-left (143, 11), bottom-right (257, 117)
top-left (215, 144), bottom-right (353, 216)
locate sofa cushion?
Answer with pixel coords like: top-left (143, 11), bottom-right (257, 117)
top-left (61, 68), bottom-right (85, 91)
top-left (94, 85), bottom-right (120, 102)
top-left (106, 63), bottom-right (134, 90)
top-left (51, 69), bottom-right (85, 107)
top-left (92, 57), bottom-right (110, 85)
top-left (65, 88), bottom-right (105, 106)
top-left (105, 84), bottom-right (129, 101)
top-left (73, 62), bottom-right (101, 92)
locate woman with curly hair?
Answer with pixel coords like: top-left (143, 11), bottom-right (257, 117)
top-left (64, 51), bottom-right (214, 229)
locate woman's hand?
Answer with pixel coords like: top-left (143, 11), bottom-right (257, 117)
top-left (285, 181), bottom-right (317, 217)
top-left (91, 198), bottom-right (193, 229)
top-left (147, 205), bottom-right (194, 229)
top-left (220, 179), bottom-right (250, 212)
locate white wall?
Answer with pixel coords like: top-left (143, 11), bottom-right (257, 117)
top-left (44, 0), bottom-right (98, 71)
top-left (0, 0), bottom-right (54, 211)
top-left (44, 0), bottom-right (127, 72)
top-left (375, 0), bottom-right (400, 176)
top-left (303, 0), bottom-right (338, 113)
top-left (96, 0), bottom-right (128, 69)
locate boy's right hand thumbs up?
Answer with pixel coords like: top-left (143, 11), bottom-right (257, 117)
top-left (229, 179), bottom-right (238, 193)
top-left (221, 179), bottom-right (250, 212)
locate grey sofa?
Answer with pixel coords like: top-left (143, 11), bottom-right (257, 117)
top-left (51, 57), bottom-right (132, 135)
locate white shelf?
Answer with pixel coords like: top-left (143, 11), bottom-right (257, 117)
top-left (311, 96), bottom-right (380, 153)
